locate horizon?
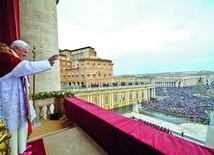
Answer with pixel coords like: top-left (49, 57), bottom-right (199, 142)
top-left (114, 70), bottom-right (214, 76)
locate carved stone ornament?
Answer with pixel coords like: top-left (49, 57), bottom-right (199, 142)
top-left (0, 119), bottom-right (11, 155)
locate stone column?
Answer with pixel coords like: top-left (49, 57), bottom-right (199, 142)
top-left (98, 93), bottom-right (102, 107)
top-left (89, 94), bottom-right (93, 103)
top-left (148, 89), bottom-right (150, 100)
top-left (101, 94), bottom-right (104, 108)
top-left (110, 92), bottom-right (113, 109)
top-left (87, 94), bottom-right (90, 102)
top-left (118, 91), bottom-right (122, 107)
top-left (153, 87), bottom-right (156, 98)
top-left (126, 91), bottom-right (129, 105)
top-left (20, 0), bottom-right (60, 93)
top-left (144, 88), bottom-right (147, 101)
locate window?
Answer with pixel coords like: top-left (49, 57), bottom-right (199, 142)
top-left (114, 97), bottom-right (117, 103)
top-left (92, 63), bottom-right (95, 68)
top-left (122, 95), bottom-right (125, 101)
top-left (94, 100), bottom-right (97, 105)
top-left (121, 93), bottom-right (125, 101)
top-left (105, 98), bottom-right (108, 104)
top-left (87, 63), bottom-right (90, 68)
top-left (87, 74), bottom-right (90, 79)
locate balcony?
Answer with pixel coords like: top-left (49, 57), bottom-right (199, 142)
top-left (27, 97), bottom-right (108, 154)
top-left (25, 97), bottom-right (214, 155)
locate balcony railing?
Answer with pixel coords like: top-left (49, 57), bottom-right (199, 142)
top-left (33, 97), bottom-right (64, 123)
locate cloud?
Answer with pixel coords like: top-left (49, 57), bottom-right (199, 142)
top-left (57, 0), bottom-right (214, 75)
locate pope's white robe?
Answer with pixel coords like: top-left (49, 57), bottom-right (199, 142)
top-left (0, 60), bottom-right (51, 155)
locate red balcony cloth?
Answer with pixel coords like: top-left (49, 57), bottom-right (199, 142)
top-left (64, 97), bottom-right (214, 155)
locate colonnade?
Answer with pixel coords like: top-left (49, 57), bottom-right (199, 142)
top-left (155, 81), bottom-right (183, 87)
top-left (74, 85), bottom-right (156, 109)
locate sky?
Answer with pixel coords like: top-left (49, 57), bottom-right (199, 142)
top-left (57, 0), bottom-right (214, 76)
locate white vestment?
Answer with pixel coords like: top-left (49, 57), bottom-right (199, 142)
top-left (0, 60), bottom-right (51, 155)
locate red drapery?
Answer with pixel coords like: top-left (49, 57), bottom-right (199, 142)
top-left (0, 0), bottom-right (20, 45)
top-left (64, 97), bottom-right (214, 155)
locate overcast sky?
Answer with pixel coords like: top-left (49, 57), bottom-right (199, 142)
top-left (57, 0), bottom-right (214, 75)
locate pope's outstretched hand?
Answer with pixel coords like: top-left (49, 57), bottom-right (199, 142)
top-left (48, 54), bottom-right (59, 66)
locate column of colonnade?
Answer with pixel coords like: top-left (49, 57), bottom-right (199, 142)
top-left (118, 92), bottom-right (122, 106)
top-left (148, 89), bottom-right (150, 100)
top-left (126, 91), bottom-right (129, 105)
top-left (144, 89), bottom-right (148, 101)
top-left (90, 94), bottom-right (93, 103)
top-left (99, 93), bottom-right (102, 107)
top-left (87, 94), bottom-right (90, 103)
top-left (133, 91), bottom-right (136, 103)
top-left (150, 88), bottom-right (153, 99)
top-left (110, 92), bottom-right (114, 109)
top-left (101, 94), bottom-right (104, 108)
top-left (155, 80), bottom-right (184, 87)
top-left (98, 93), bottom-right (101, 107)
top-left (139, 89), bottom-right (142, 102)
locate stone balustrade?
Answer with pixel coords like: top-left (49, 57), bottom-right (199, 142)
top-left (33, 97), bottom-right (64, 122)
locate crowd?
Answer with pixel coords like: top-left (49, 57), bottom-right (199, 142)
top-left (88, 81), bottom-right (146, 87)
top-left (142, 86), bottom-right (214, 125)
top-left (70, 81), bottom-right (148, 88)
top-left (131, 116), bottom-right (172, 134)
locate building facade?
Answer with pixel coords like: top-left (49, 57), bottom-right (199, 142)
top-left (59, 47), bottom-right (113, 86)
top-left (73, 83), bottom-right (156, 110)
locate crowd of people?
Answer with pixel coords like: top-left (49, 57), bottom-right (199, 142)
top-left (131, 116), bottom-right (172, 134)
top-left (67, 81), bottom-right (149, 88)
top-left (142, 85), bottom-right (214, 125)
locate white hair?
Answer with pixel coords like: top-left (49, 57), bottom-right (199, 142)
top-left (10, 40), bottom-right (30, 50)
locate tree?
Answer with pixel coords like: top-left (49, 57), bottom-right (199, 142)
top-left (196, 76), bottom-right (204, 95)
